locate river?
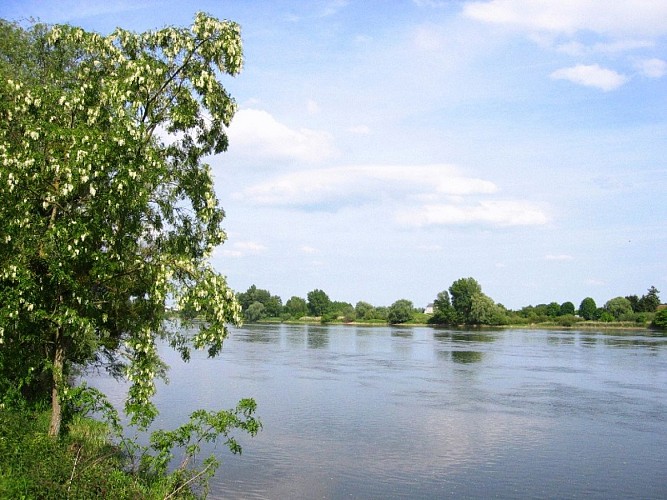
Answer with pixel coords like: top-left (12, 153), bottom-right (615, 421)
top-left (91, 324), bottom-right (667, 499)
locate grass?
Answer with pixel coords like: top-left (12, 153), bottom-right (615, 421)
top-left (0, 409), bottom-right (187, 499)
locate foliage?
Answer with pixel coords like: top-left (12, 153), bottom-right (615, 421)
top-left (0, 401), bottom-right (260, 499)
top-left (387, 299), bottom-right (414, 324)
top-left (355, 301), bottom-right (376, 321)
top-left (469, 293), bottom-right (506, 325)
top-left (556, 314), bottom-right (581, 327)
top-left (652, 309), bottom-right (667, 329)
top-left (604, 297), bottom-right (634, 321)
top-left (638, 286), bottom-right (660, 313)
top-left (545, 302), bottom-right (561, 317)
top-left (560, 301), bottom-right (576, 316)
top-left (307, 289), bottom-right (331, 317)
top-left (0, 409), bottom-right (153, 498)
top-left (447, 277), bottom-right (505, 325)
top-left (135, 399), bottom-right (261, 498)
top-left (578, 297), bottom-right (598, 320)
top-left (429, 290), bottom-right (457, 325)
top-left (244, 302), bottom-right (265, 323)
top-left (285, 296), bottom-right (308, 319)
top-left (237, 285), bottom-right (282, 320)
top-left (449, 277), bottom-right (482, 324)
top-left (0, 14), bottom-right (245, 434)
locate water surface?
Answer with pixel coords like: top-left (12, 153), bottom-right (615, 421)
top-left (92, 325), bottom-right (667, 499)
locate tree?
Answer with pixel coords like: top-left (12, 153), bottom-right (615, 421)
top-left (0, 15), bottom-right (246, 436)
top-left (330, 301), bottom-right (355, 322)
top-left (604, 297), bottom-right (633, 320)
top-left (625, 295), bottom-right (640, 312)
top-left (387, 299), bottom-right (414, 324)
top-left (578, 297), bottom-right (597, 320)
top-left (355, 301), bottom-right (376, 321)
top-left (245, 302), bottom-right (265, 323)
top-left (307, 289), bottom-right (331, 316)
top-left (237, 285), bottom-right (282, 319)
top-left (285, 296), bottom-right (307, 319)
top-left (652, 309), bottom-right (667, 329)
top-left (469, 293), bottom-right (504, 325)
top-left (449, 277), bottom-right (482, 324)
top-left (546, 302), bottom-right (561, 318)
top-left (429, 290), bottom-right (456, 324)
top-left (638, 286), bottom-right (660, 313)
top-left (560, 301), bottom-right (576, 316)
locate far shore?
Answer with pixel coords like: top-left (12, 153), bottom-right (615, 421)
top-left (251, 317), bottom-right (659, 332)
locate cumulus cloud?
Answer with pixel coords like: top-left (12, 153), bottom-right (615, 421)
top-left (235, 164), bottom-right (549, 228)
top-left (234, 164), bottom-right (497, 207)
top-left (463, 0), bottom-right (667, 37)
top-left (635, 58), bottom-right (667, 78)
top-left (550, 64), bottom-right (628, 91)
top-left (221, 241), bottom-right (267, 258)
top-left (555, 39), bottom-right (654, 57)
top-left (227, 109), bottom-right (336, 163)
top-left (396, 200), bottom-right (548, 227)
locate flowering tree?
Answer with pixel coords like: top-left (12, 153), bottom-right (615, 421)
top-left (0, 14), bottom-right (245, 436)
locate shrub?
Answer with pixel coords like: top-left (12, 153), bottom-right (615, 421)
top-left (557, 314), bottom-right (581, 327)
top-left (652, 309), bottom-right (667, 329)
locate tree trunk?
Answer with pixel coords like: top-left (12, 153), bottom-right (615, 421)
top-left (48, 328), bottom-right (65, 437)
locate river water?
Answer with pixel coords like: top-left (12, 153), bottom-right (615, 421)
top-left (92, 324), bottom-right (667, 499)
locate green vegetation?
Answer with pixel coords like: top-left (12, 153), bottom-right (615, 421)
top-left (653, 309), bottom-right (667, 330)
top-left (387, 299), bottom-right (415, 324)
top-left (0, 15), bottom-right (259, 497)
top-left (1, 401), bottom-right (260, 499)
top-left (230, 281), bottom-right (662, 329)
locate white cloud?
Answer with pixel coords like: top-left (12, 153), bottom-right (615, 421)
top-left (396, 200), bottom-right (549, 227)
top-left (463, 0), bottom-right (667, 37)
top-left (556, 39), bottom-right (654, 57)
top-left (234, 164), bottom-right (548, 228)
top-left (550, 64), bottom-right (628, 91)
top-left (636, 58), bottom-right (667, 78)
top-left (234, 164), bottom-right (497, 207)
top-left (227, 109), bottom-right (336, 163)
top-left (545, 254), bottom-right (574, 261)
top-left (321, 0), bottom-right (349, 17)
top-left (221, 241), bottom-right (267, 258)
top-left (348, 125), bottom-right (371, 135)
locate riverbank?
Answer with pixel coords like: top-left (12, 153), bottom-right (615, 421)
top-left (0, 410), bottom-right (160, 498)
top-left (263, 317), bottom-right (659, 331)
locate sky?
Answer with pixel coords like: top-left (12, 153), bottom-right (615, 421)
top-left (2, 0), bottom-right (666, 310)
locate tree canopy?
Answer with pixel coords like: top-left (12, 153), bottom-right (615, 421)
top-left (387, 299), bottom-right (414, 324)
top-left (307, 289), bottom-right (331, 316)
top-left (0, 14), bottom-right (245, 435)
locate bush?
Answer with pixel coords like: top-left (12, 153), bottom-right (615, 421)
top-left (556, 314), bottom-right (581, 327)
top-left (652, 309), bottom-right (667, 329)
top-left (0, 410), bottom-right (150, 499)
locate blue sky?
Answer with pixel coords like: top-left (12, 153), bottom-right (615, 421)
top-left (3, 0), bottom-right (666, 309)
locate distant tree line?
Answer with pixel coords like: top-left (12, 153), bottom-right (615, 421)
top-left (227, 281), bottom-right (664, 329)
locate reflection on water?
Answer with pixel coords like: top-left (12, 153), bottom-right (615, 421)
top-left (89, 325), bottom-right (667, 499)
top-left (451, 350), bottom-right (484, 363)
